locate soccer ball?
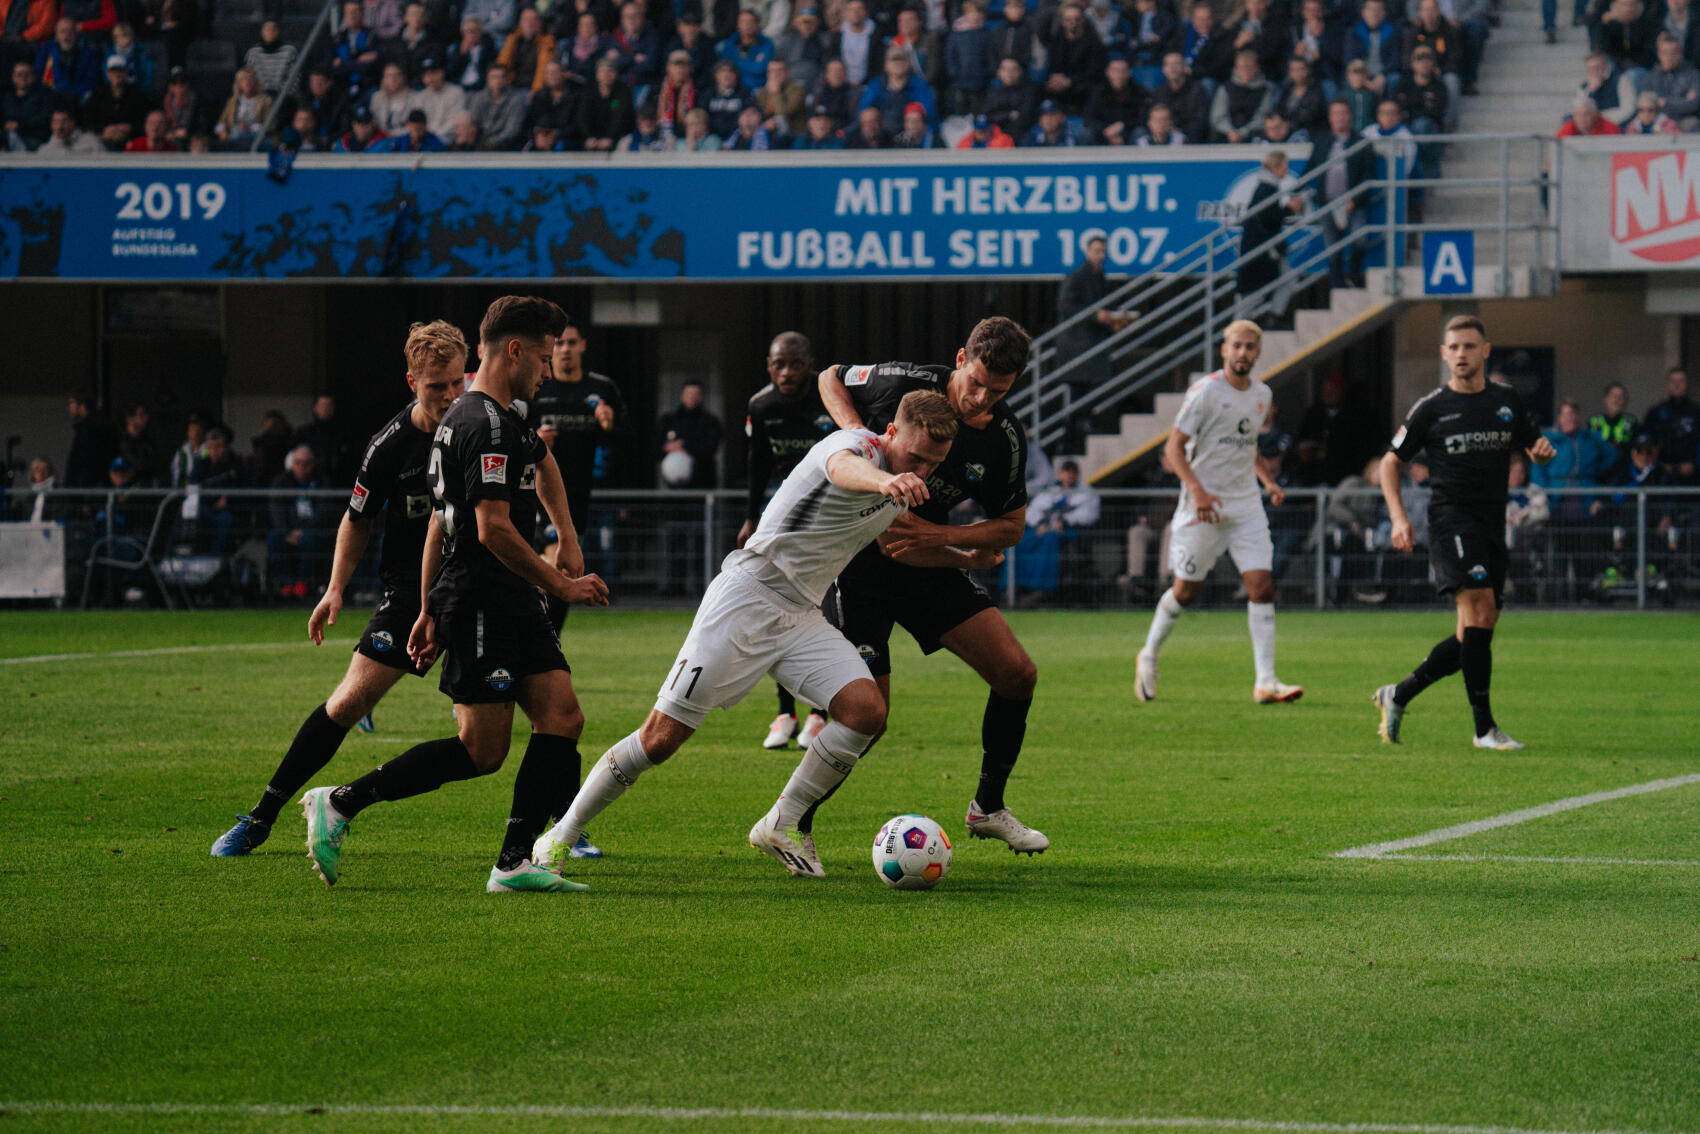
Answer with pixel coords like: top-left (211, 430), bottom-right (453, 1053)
top-left (872, 815), bottom-right (952, 890)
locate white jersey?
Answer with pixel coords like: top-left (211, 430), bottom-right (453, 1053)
top-left (723, 428), bottom-right (905, 607)
top-left (1171, 369), bottom-right (1271, 514)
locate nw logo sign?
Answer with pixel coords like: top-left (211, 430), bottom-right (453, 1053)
top-left (1612, 151), bottom-right (1700, 263)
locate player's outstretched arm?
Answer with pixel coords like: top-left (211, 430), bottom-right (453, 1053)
top-left (825, 448), bottom-right (929, 505)
top-left (473, 498), bottom-right (609, 606)
top-left (534, 449), bottom-right (584, 578)
top-left (1378, 449), bottom-right (1414, 552)
top-left (882, 505), bottom-right (1026, 556)
top-left (818, 366), bottom-right (865, 431)
top-left (1166, 427), bottom-right (1222, 523)
top-left (309, 513), bottom-right (373, 645)
top-left (878, 529), bottom-right (1006, 570)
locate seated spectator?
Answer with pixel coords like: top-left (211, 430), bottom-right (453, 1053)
top-left (523, 57), bottom-right (576, 137)
top-left (1327, 455), bottom-right (1385, 601)
top-left (1212, 47), bottom-right (1275, 141)
top-left (446, 110), bottom-right (480, 147)
top-left (446, 16), bottom-right (496, 91)
top-left (671, 103), bottom-right (721, 148)
top-left (576, 56), bottom-right (633, 148)
top-left (243, 21), bottom-right (298, 97)
top-left (36, 16), bottom-right (102, 102)
top-left (1016, 459), bottom-right (1100, 600)
top-left (331, 0), bottom-right (382, 97)
top-left (365, 0), bottom-right (404, 41)
top-left (1362, 97), bottom-right (1416, 172)
top-left (1589, 381), bottom-right (1639, 480)
top-left (1623, 87), bottom-right (1680, 131)
top-left (524, 116), bottom-right (566, 148)
top-left (414, 56), bottom-right (466, 139)
top-left (214, 67), bottom-right (271, 149)
top-left (1640, 32), bottom-right (1700, 131)
top-left (1128, 0), bottom-right (1178, 90)
top-left (461, 0), bottom-right (517, 42)
top-left (1592, 0), bottom-right (1653, 72)
top-left (792, 99), bottom-right (846, 146)
top-left (844, 102), bottom-right (892, 145)
top-left (1023, 96), bottom-right (1075, 144)
top-left (4, 59), bottom-right (55, 149)
top-left (1136, 99), bottom-right (1186, 143)
top-left (1041, 3), bottom-right (1105, 113)
top-left (945, 0), bottom-right (994, 113)
top-left (667, 13), bottom-right (717, 87)
top-left (87, 456), bottom-right (163, 605)
top-left (1403, 0), bottom-right (1461, 127)
top-left (830, 0), bottom-right (883, 87)
top-left (1341, 58), bottom-right (1376, 131)
top-left (286, 67), bottom-right (353, 143)
top-left (469, 62), bottom-right (527, 147)
top-left (1596, 432), bottom-right (1681, 591)
top-left (983, 55), bottom-right (1034, 138)
top-left (124, 106), bottom-right (178, 151)
top-left (655, 48), bottom-right (700, 131)
top-left (383, 1), bottom-right (439, 83)
top-left (1151, 51), bottom-right (1211, 141)
top-left (157, 64), bottom-right (194, 146)
top-left (368, 62), bottom-right (417, 132)
top-left (1558, 94), bottom-right (1621, 135)
top-left (11, 457), bottom-right (63, 524)
top-left (756, 56), bottom-right (805, 135)
top-left (957, 110), bottom-right (1014, 146)
top-left (1644, 366), bottom-right (1699, 482)
top-left (722, 99), bottom-right (771, 147)
top-left (1278, 55), bottom-right (1326, 137)
top-left (1533, 398), bottom-right (1618, 584)
top-left (893, 98), bottom-right (940, 145)
top-left (87, 54), bottom-right (151, 149)
top-left (1347, 0), bottom-right (1399, 97)
top-left (268, 445), bottom-right (333, 600)
top-left (610, 1), bottom-right (659, 90)
top-left (166, 411), bottom-right (205, 486)
top-left (889, 7), bottom-right (943, 91)
top-left (1084, 0), bottom-right (1132, 59)
top-left (500, 6), bottom-right (556, 91)
top-left (37, 106), bottom-right (103, 152)
top-left (703, 57), bottom-right (751, 136)
top-left (1289, 0), bottom-right (1343, 86)
top-left (718, 9), bottom-right (774, 91)
top-left (860, 49), bottom-right (934, 134)
top-left (247, 409), bottom-right (292, 483)
top-left (615, 98), bottom-right (667, 148)
top-left (1085, 54), bottom-right (1146, 143)
top-left (188, 425), bottom-right (247, 556)
top-left (776, 4), bottom-right (830, 92)
top-left (1397, 46), bottom-right (1448, 136)
top-left (1180, 1), bottom-right (1234, 89)
top-left (1255, 104), bottom-right (1305, 142)
top-left (1231, 0), bottom-right (1287, 83)
top-left (992, 0), bottom-right (1041, 77)
top-left (1577, 50), bottom-right (1637, 125)
top-left (1, 0), bottom-right (57, 72)
top-left (372, 104), bottom-right (446, 149)
top-left (117, 403), bottom-right (161, 485)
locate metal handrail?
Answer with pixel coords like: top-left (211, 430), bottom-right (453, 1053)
top-left (251, 0), bottom-right (341, 152)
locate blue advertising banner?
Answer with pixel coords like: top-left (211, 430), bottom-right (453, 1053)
top-left (0, 150), bottom-right (1340, 282)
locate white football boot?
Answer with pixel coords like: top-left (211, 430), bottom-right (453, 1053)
top-left (1253, 680), bottom-right (1304, 703)
top-left (748, 813), bottom-right (826, 878)
top-left (1135, 647), bottom-right (1159, 702)
top-left (1473, 726), bottom-right (1526, 750)
top-left (797, 712), bottom-right (828, 750)
top-left (965, 801), bottom-right (1050, 855)
top-left (762, 713), bottom-right (798, 750)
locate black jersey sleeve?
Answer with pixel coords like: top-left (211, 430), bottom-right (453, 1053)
top-left (837, 361), bottom-right (944, 431)
top-left (1509, 390), bottom-right (1542, 451)
top-left (348, 424), bottom-right (397, 522)
top-left (1390, 394), bottom-right (1435, 463)
top-left (744, 405), bottom-right (775, 523)
top-left (980, 414), bottom-right (1031, 516)
top-left (459, 406), bottom-right (524, 506)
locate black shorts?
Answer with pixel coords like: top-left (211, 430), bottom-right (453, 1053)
top-left (353, 588), bottom-right (429, 676)
top-left (829, 547), bottom-right (997, 678)
top-left (1429, 515), bottom-right (1507, 603)
top-left (434, 592), bottom-right (569, 704)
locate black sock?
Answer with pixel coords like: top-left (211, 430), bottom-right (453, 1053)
top-left (253, 703), bottom-right (349, 825)
top-left (330, 736), bottom-right (480, 819)
top-left (1393, 635), bottom-right (1462, 706)
top-left (777, 685), bottom-right (797, 718)
top-left (544, 734), bottom-right (583, 826)
top-left (1460, 626), bottom-right (1496, 736)
top-left (797, 777), bottom-right (842, 835)
top-left (976, 691), bottom-right (1032, 814)
top-left (499, 733), bottom-right (575, 871)
top-left (546, 594), bottom-right (568, 636)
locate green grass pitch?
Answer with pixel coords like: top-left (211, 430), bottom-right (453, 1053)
top-left (2, 608), bottom-right (1697, 1134)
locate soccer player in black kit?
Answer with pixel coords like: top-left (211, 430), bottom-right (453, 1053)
top-left (810, 315), bottom-right (1048, 854)
top-left (531, 314), bottom-right (628, 635)
top-left (301, 296), bottom-right (610, 893)
top-left (210, 320), bottom-right (469, 857)
top-left (740, 330), bottom-right (838, 751)
top-left (1374, 315), bottom-right (1556, 750)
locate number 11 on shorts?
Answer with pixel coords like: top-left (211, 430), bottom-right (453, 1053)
top-left (671, 659), bottom-right (704, 699)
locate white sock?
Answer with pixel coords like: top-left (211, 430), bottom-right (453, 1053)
top-left (768, 721), bottom-right (876, 829)
top-left (1144, 590), bottom-right (1183, 656)
top-left (1248, 600), bottom-right (1277, 686)
top-left (544, 731), bottom-right (652, 848)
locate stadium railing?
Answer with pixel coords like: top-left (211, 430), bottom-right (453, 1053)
top-left (3, 485), bottom-right (1696, 612)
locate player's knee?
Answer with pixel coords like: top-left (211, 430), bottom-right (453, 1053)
top-left (832, 687), bottom-right (886, 736)
top-left (462, 742), bottom-right (507, 775)
top-left (994, 654), bottom-right (1038, 699)
top-left (534, 703), bottom-right (584, 738)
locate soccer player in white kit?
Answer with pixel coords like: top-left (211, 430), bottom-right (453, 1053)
top-left (1135, 320), bottom-right (1303, 704)
top-left (533, 391), bottom-right (1000, 880)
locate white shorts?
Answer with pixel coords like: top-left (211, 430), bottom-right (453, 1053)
top-left (1168, 500), bottom-right (1272, 581)
top-left (654, 564), bottom-right (871, 730)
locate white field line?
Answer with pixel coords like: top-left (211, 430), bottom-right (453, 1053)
top-left (0, 641), bottom-right (316, 666)
top-left (1377, 853), bottom-right (1700, 867)
top-left (1334, 774), bottom-right (1700, 860)
top-left (0, 1102), bottom-right (1686, 1134)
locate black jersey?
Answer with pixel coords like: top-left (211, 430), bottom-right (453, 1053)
top-left (836, 361), bottom-right (1028, 524)
top-left (1389, 381), bottom-right (1542, 528)
top-left (530, 371), bottom-right (626, 529)
top-left (427, 391), bottom-right (547, 612)
top-left (744, 382), bottom-right (837, 522)
top-left (347, 404), bottom-right (435, 591)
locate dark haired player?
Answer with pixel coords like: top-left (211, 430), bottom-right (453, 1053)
top-left (531, 314), bottom-right (627, 636)
top-left (740, 330), bottom-right (838, 751)
top-left (810, 315), bottom-right (1050, 856)
top-left (300, 296), bottom-right (610, 893)
top-left (1374, 315), bottom-right (1555, 749)
top-left (211, 320), bottom-right (469, 856)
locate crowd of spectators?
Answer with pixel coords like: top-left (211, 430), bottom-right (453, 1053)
top-left (4, 0), bottom-right (1493, 153)
top-left (1558, 0), bottom-right (1700, 137)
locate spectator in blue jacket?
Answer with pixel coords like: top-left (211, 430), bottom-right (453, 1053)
top-left (718, 9), bottom-right (775, 90)
top-left (859, 49), bottom-right (934, 134)
top-left (1346, 0), bottom-right (1400, 97)
top-left (1128, 0), bottom-right (1178, 90)
top-left (945, 0), bottom-right (995, 114)
top-left (372, 106), bottom-right (448, 149)
top-left (1533, 397), bottom-right (1620, 526)
top-left (1023, 97), bottom-right (1076, 143)
top-left (791, 100), bottom-right (845, 146)
top-left (331, 0), bottom-right (382, 96)
top-left (35, 17), bottom-right (103, 103)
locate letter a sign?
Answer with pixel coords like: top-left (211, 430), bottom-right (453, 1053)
top-left (1422, 232), bottom-right (1474, 295)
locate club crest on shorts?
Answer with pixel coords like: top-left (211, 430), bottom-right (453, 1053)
top-left (857, 644), bottom-right (879, 667)
top-left (1468, 563), bottom-right (1488, 581)
top-left (370, 630), bottom-right (394, 652)
top-left (487, 667), bottom-right (513, 692)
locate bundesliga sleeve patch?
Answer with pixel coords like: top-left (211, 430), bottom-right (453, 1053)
top-left (843, 365), bottom-right (874, 387)
top-left (348, 483), bottom-right (369, 513)
top-left (481, 453), bottom-right (508, 484)
top-left (1391, 426), bottom-right (1408, 450)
